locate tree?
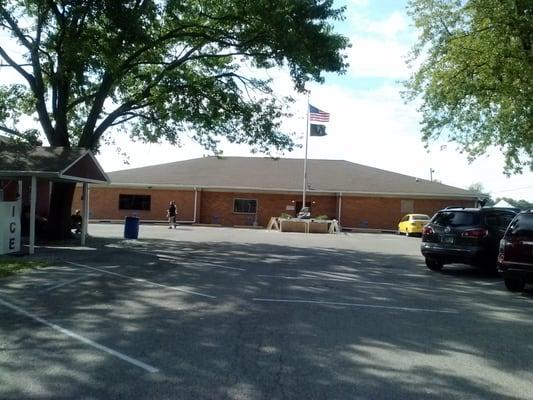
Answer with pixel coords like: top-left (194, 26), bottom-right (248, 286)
top-left (0, 0), bottom-right (349, 238)
top-left (404, 0), bottom-right (533, 174)
top-left (495, 197), bottom-right (532, 210)
top-left (467, 182), bottom-right (494, 206)
top-left (467, 182), bottom-right (486, 194)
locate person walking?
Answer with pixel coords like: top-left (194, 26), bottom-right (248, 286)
top-left (167, 201), bottom-right (177, 229)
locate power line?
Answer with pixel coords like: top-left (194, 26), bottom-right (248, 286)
top-left (490, 185), bottom-right (533, 194)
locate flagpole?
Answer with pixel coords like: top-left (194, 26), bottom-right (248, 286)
top-left (302, 92), bottom-right (310, 211)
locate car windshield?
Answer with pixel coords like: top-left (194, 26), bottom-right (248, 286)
top-left (411, 214), bottom-right (429, 220)
top-left (432, 211), bottom-right (480, 227)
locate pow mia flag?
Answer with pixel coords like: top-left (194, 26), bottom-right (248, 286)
top-left (310, 124), bottom-right (327, 137)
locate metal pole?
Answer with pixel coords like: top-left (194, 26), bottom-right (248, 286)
top-left (29, 176), bottom-right (36, 254)
top-left (337, 192), bottom-right (342, 223)
top-left (302, 92), bottom-right (310, 210)
top-left (193, 188), bottom-right (198, 223)
top-left (81, 183), bottom-right (89, 246)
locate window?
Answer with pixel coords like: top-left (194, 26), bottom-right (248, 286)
top-left (485, 214), bottom-right (499, 227)
top-left (509, 214), bottom-right (533, 237)
top-left (233, 198), bottom-right (257, 214)
top-left (485, 212), bottom-right (515, 228)
top-left (401, 200), bottom-right (414, 213)
top-left (433, 211), bottom-right (480, 227)
top-left (119, 194), bottom-right (151, 210)
top-left (498, 212), bottom-right (516, 228)
top-left (411, 214), bottom-right (429, 221)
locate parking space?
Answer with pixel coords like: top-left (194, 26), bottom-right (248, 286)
top-left (1, 224), bottom-right (532, 399)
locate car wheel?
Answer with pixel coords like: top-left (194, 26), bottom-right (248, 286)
top-left (425, 258), bottom-right (443, 271)
top-left (504, 277), bottom-right (525, 292)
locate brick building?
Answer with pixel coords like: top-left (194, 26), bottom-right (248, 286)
top-left (74, 156), bottom-right (479, 230)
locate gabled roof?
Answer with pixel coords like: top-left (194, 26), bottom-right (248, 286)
top-left (107, 156), bottom-right (479, 199)
top-left (0, 146), bottom-right (109, 183)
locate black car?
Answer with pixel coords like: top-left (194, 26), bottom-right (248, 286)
top-left (420, 207), bottom-right (518, 272)
top-left (498, 211), bottom-right (533, 292)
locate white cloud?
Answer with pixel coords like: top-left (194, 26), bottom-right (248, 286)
top-left (348, 36), bottom-right (411, 78)
top-left (345, 10), bottom-right (413, 79)
top-left (348, 0), bottom-right (369, 8)
top-left (363, 11), bottom-right (409, 37)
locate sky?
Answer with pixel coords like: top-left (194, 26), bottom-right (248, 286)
top-left (1, 0), bottom-right (532, 201)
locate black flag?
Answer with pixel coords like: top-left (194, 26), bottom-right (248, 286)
top-left (310, 123), bottom-right (327, 137)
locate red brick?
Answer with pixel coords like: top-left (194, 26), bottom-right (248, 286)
top-left (74, 186), bottom-right (475, 229)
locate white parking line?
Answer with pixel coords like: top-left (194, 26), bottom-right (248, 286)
top-left (0, 296), bottom-right (159, 373)
top-left (40, 274), bottom-right (97, 293)
top-left (256, 274), bottom-right (399, 286)
top-left (253, 298), bottom-right (457, 314)
top-left (66, 262), bottom-right (216, 299)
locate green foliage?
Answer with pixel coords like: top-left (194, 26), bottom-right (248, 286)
top-left (467, 182), bottom-right (487, 195)
top-left (467, 182), bottom-right (493, 205)
top-left (0, 0), bottom-right (348, 239)
top-left (467, 182), bottom-right (532, 209)
top-left (0, 258), bottom-right (47, 278)
top-left (404, 0), bottom-right (533, 174)
top-left (0, 0), bottom-right (349, 154)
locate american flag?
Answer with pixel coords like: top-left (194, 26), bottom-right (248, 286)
top-left (309, 104), bottom-right (330, 122)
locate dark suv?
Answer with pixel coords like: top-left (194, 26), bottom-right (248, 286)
top-left (498, 211), bottom-right (533, 292)
top-left (421, 207), bottom-right (518, 272)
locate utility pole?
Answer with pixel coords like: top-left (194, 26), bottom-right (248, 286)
top-left (430, 168), bottom-right (435, 182)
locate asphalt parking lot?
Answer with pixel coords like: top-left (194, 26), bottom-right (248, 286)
top-left (1, 224), bottom-right (532, 400)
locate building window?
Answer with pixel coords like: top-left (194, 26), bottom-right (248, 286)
top-left (401, 200), bottom-right (414, 213)
top-left (233, 198), bottom-right (257, 214)
top-left (119, 194), bottom-right (151, 210)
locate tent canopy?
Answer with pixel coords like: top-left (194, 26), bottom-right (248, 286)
top-left (493, 199), bottom-right (513, 208)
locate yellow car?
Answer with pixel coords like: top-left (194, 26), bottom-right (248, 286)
top-left (398, 214), bottom-right (430, 236)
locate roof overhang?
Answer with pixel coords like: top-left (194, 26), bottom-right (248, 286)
top-left (0, 148), bottom-right (110, 184)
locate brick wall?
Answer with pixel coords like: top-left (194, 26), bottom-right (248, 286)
top-left (199, 191), bottom-right (337, 226)
top-left (0, 180), bottom-right (18, 201)
top-left (76, 186), bottom-right (475, 229)
top-left (73, 186), bottom-right (197, 221)
top-left (340, 196), bottom-right (475, 230)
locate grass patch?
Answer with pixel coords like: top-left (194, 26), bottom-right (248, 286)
top-left (0, 258), bottom-right (48, 278)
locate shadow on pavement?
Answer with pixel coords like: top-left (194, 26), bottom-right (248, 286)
top-left (0, 235), bottom-right (531, 400)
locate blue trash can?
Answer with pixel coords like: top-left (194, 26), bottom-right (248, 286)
top-left (124, 216), bottom-right (140, 239)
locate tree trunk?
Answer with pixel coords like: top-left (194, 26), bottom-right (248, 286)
top-left (46, 181), bottom-right (77, 239)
